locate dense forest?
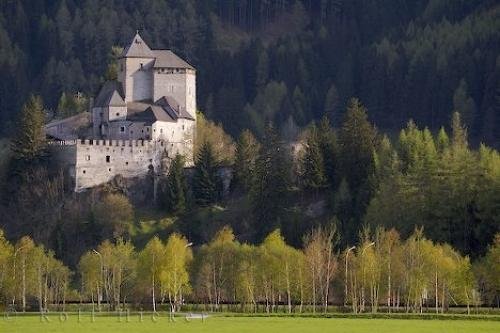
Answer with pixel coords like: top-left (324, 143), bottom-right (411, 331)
top-left (0, 0), bottom-right (499, 145)
top-left (0, 0), bottom-right (499, 311)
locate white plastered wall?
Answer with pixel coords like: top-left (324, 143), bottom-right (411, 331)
top-left (120, 57), bottom-right (155, 102)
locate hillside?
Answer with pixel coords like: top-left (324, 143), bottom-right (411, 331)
top-left (0, 0), bottom-right (498, 147)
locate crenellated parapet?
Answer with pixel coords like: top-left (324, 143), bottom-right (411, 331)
top-left (77, 139), bottom-right (156, 148)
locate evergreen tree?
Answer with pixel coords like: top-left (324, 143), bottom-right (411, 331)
top-left (291, 86), bottom-right (307, 126)
top-left (193, 141), bottom-right (219, 206)
top-left (333, 178), bottom-right (353, 244)
top-left (453, 79), bottom-right (476, 131)
top-left (301, 124), bottom-right (326, 191)
top-left (11, 95), bottom-right (46, 163)
top-left (318, 116), bottom-right (338, 188)
top-left (451, 112), bottom-right (468, 149)
top-left (338, 98), bottom-right (377, 194)
top-left (436, 127), bottom-right (450, 153)
top-left (233, 129), bottom-right (260, 193)
top-left (55, 0), bottom-right (73, 58)
top-left (252, 124), bottom-right (291, 239)
top-left (165, 154), bottom-right (187, 214)
top-left (324, 83), bottom-right (340, 124)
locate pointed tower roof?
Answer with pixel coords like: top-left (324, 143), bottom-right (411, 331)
top-left (121, 32), bottom-right (154, 58)
top-left (94, 81), bottom-right (125, 107)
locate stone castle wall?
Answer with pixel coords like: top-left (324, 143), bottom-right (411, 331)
top-left (50, 138), bottom-right (192, 192)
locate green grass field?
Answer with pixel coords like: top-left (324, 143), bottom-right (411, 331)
top-left (0, 314), bottom-right (499, 333)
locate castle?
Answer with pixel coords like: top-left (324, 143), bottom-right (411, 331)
top-left (46, 33), bottom-right (196, 191)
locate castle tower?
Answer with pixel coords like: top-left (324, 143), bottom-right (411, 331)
top-left (118, 32), bottom-right (155, 102)
top-left (151, 51), bottom-right (196, 119)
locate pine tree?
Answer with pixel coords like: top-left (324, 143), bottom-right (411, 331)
top-left (233, 129), bottom-right (260, 193)
top-left (318, 116), bottom-right (338, 188)
top-left (453, 79), bottom-right (476, 132)
top-left (55, 0), bottom-right (73, 58)
top-left (436, 127), bottom-right (450, 153)
top-left (252, 124), bottom-right (291, 238)
top-left (11, 95), bottom-right (46, 162)
top-left (334, 178), bottom-right (353, 244)
top-left (193, 141), bottom-right (219, 206)
top-left (302, 124), bottom-right (327, 191)
top-left (291, 86), bottom-right (306, 126)
top-left (338, 98), bottom-right (377, 194)
top-left (165, 154), bottom-right (187, 214)
top-left (324, 84), bottom-right (340, 124)
top-left (451, 112), bottom-right (468, 150)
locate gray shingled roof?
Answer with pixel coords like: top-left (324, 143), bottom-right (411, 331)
top-left (156, 96), bottom-right (195, 120)
top-left (126, 101), bottom-right (176, 124)
top-left (152, 50), bottom-right (194, 69)
top-left (124, 97), bottom-right (195, 124)
top-left (94, 81), bottom-right (125, 107)
top-left (122, 33), bottom-right (155, 58)
top-left (121, 33), bottom-right (194, 69)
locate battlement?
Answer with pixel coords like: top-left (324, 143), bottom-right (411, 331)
top-left (48, 140), bottom-right (77, 146)
top-left (77, 139), bottom-right (158, 149)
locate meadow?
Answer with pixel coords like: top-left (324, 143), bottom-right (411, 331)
top-left (0, 313), bottom-right (499, 333)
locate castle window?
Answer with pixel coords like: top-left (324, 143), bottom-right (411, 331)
top-left (85, 155), bottom-right (90, 161)
top-left (182, 125), bottom-right (185, 130)
top-left (120, 126), bottom-right (125, 132)
top-left (125, 162), bottom-right (129, 165)
top-left (83, 170), bottom-right (86, 174)
top-left (106, 156), bottom-right (110, 163)
top-left (146, 128), bottom-right (149, 132)
top-left (160, 129), bottom-right (163, 133)
top-left (108, 168), bottom-right (112, 172)
top-left (116, 113), bottom-right (120, 116)
top-left (140, 63), bottom-right (143, 70)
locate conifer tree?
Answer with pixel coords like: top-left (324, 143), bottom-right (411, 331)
top-left (252, 124), bottom-right (291, 238)
top-left (338, 98), bottom-right (377, 194)
top-left (165, 154), bottom-right (188, 214)
top-left (11, 95), bottom-right (46, 163)
top-left (193, 141), bottom-right (219, 206)
top-left (453, 79), bottom-right (476, 131)
top-left (451, 112), bottom-right (468, 149)
top-left (334, 178), bottom-right (353, 243)
top-left (233, 129), bottom-right (260, 193)
top-left (436, 127), bottom-right (450, 153)
top-left (318, 116), bottom-right (338, 188)
top-left (324, 84), bottom-right (340, 124)
top-left (302, 124), bottom-right (327, 191)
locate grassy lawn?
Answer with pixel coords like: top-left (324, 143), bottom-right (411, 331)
top-left (0, 314), bottom-right (499, 333)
